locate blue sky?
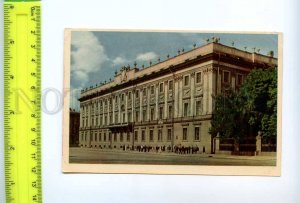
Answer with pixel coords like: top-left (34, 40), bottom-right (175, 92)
top-left (70, 31), bottom-right (278, 111)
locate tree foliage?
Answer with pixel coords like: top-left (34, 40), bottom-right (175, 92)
top-left (210, 67), bottom-right (277, 141)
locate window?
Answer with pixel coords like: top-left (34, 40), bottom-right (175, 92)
top-left (167, 129), bottom-right (172, 141)
top-left (184, 75), bottom-right (189, 86)
top-left (104, 116), bottom-right (107, 125)
top-left (115, 113), bottom-right (118, 123)
top-left (128, 92), bottom-right (132, 100)
top-left (143, 88), bottom-right (146, 96)
top-left (151, 86), bottom-right (155, 94)
top-left (150, 108), bottom-right (154, 121)
top-left (195, 127), bottom-right (200, 141)
top-left (110, 115), bottom-right (112, 123)
top-left (95, 132), bottom-right (98, 142)
top-left (127, 132), bottom-right (130, 142)
top-left (183, 128), bottom-right (187, 140)
top-left (143, 110), bottom-right (147, 121)
top-left (149, 130), bottom-right (153, 141)
top-left (134, 131), bottom-right (138, 141)
top-left (121, 94), bottom-right (125, 101)
top-left (91, 132), bottom-right (93, 141)
top-left (100, 116), bottom-right (102, 125)
top-left (104, 133), bottom-right (106, 141)
top-left (196, 72), bottom-right (202, 83)
top-left (109, 133), bottom-right (111, 141)
top-left (168, 80), bottom-right (173, 90)
top-left (128, 112), bottom-right (132, 122)
top-left (141, 131), bottom-right (145, 142)
top-left (135, 90), bottom-right (139, 98)
top-left (135, 111), bottom-right (139, 121)
top-left (195, 100), bottom-right (201, 116)
top-left (237, 74), bottom-right (243, 86)
top-left (223, 71), bottom-right (230, 83)
top-left (92, 118), bottom-right (94, 126)
top-left (168, 106), bottom-right (173, 119)
top-left (114, 133), bottom-right (117, 141)
top-left (96, 117), bottom-right (98, 126)
top-left (159, 107), bottom-right (163, 119)
top-left (99, 133), bottom-right (102, 141)
top-left (120, 132), bottom-right (123, 142)
top-left (115, 96), bottom-right (118, 104)
top-left (159, 83), bottom-right (164, 93)
top-left (123, 113), bottom-right (126, 123)
top-left (184, 103), bottom-right (189, 117)
top-left (158, 129), bottom-right (162, 142)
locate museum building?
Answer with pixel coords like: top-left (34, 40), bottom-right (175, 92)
top-left (78, 40), bottom-right (277, 153)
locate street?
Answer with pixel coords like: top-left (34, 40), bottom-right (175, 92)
top-left (69, 147), bottom-right (276, 166)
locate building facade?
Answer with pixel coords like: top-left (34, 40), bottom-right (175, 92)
top-left (69, 109), bottom-right (80, 147)
top-left (78, 41), bottom-right (277, 153)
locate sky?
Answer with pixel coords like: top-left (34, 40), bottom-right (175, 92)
top-left (70, 31), bottom-right (278, 111)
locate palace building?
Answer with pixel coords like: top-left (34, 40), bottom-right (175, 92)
top-left (78, 40), bottom-right (277, 153)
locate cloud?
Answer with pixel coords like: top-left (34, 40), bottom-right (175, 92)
top-left (71, 32), bottom-right (108, 87)
top-left (136, 52), bottom-right (158, 62)
top-left (112, 56), bottom-right (128, 66)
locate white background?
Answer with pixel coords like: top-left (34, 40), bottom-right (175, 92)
top-left (1, 0), bottom-right (300, 202)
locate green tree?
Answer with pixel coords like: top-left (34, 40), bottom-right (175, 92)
top-left (210, 67), bottom-right (277, 150)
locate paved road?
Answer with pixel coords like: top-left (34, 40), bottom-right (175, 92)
top-left (69, 148), bottom-right (276, 166)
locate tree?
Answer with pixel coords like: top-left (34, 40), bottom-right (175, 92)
top-left (210, 67), bottom-right (277, 150)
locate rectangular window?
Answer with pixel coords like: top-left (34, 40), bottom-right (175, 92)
top-left (150, 108), bottom-right (154, 121)
top-left (104, 133), bottom-right (106, 141)
top-left (127, 132), bottom-right (130, 142)
top-left (99, 133), bottom-right (102, 141)
top-left (120, 132), bottom-right (123, 142)
top-left (195, 100), bottom-right (201, 116)
top-left (123, 113), bottom-right (126, 123)
top-left (184, 75), bottom-right (189, 86)
top-left (95, 132), bottom-right (98, 142)
top-left (159, 107), bottom-right (163, 119)
top-left (91, 132), bottom-right (93, 141)
top-left (143, 88), bottom-right (147, 96)
top-left (143, 110), bottom-right (147, 121)
top-left (122, 94), bottom-right (125, 101)
top-left (159, 83), bottom-right (164, 93)
top-left (149, 130), bottom-right (153, 141)
top-left (184, 103), bottom-right (189, 117)
top-left (151, 86), bottom-right (155, 94)
top-left (167, 129), bottom-right (172, 141)
top-left (115, 96), bottom-right (118, 104)
top-left (110, 115), bottom-right (112, 123)
top-left (114, 113), bottom-right (118, 123)
top-left (168, 80), bottom-right (173, 90)
top-left (142, 130), bottom-right (145, 142)
top-left (128, 112), bottom-right (132, 122)
top-left (196, 72), bottom-right (202, 83)
top-left (237, 74), bottom-right (243, 86)
top-left (135, 111), bottom-right (139, 121)
top-left (134, 131), bottom-right (138, 141)
top-left (158, 129), bottom-right (162, 142)
top-left (168, 106), bottom-right (173, 119)
top-left (100, 116), bottom-right (102, 125)
top-left (128, 92), bottom-right (132, 100)
top-left (195, 127), bottom-right (200, 141)
top-left (114, 133), bottom-right (117, 142)
top-left (223, 71), bottom-right (230, 83)
top-left (135, 90), bottom-right (139, 98)
top-left (183, 128), bottom-right (187, 141)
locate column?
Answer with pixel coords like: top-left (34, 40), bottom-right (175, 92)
top-left (107, 98), bottom-right (110, 125)
top-left (118, 95), bottom-right (121, 123)
top-left (125, 93), bottom-right (128, 122)
top-left (80, 106), bottom-right (83, 127)
top-left (112, 96), bottom-right (115, 123)
top-left (139, 89), bottom-right (143, 122)
top-left (155, 84), bottom-right (159, 120)
top-left (178, 78), bottom-right (183, 117)
top-left (174, 79), bottom-right (179, 118)
top-left (256, 131), bottom-right (262, 155)
top-left (203, 70), bottom-right (208, 114)
top-left (147, 87), bottom-right (150, 121)
top-left (164, 81), bottom-right (168, 119)
top-left (190, 72), bottom-right (195, 116)
top-left (207, 67), bottom-right (214, 114)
